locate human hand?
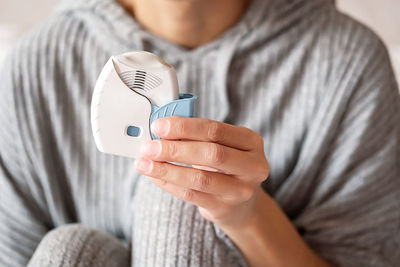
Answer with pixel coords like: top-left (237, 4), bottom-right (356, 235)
top-left (134, 116), bottom-right (269, 228)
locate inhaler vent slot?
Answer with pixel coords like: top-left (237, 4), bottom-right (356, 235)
top-left (119, 70), bottom-right (162, 92)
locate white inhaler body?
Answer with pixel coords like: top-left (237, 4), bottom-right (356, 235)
top-left (91, 51), bottom-right (196, 159)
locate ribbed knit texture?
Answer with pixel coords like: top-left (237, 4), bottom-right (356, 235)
top-left (0, 0), bottom-right (399, 266)
top-left (27, 224), bottom-right (130, 267)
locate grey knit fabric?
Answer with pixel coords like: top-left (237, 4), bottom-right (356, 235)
top-left (28, 224), bottom-right (130, 267)
top-left (0, 0), bottom-right (399, 266)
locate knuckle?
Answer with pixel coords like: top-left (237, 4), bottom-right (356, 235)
top-left (206, 143), bottom-right (225, 165)
top-left (240, 185), bottom-right (254, 202)
top-left (247, 131), bottom-right (264, 148)
top-left (207, 121), bottom-right (225, 142)
top-left (166, 142), bottom-right (179, 159)
top-left (256, 160), bottom-right (269, 182)
top-left (157, 164), bottom-right (169, 180)
top-left (181, 189), bottom-right (195, 202)
top-left (249, 130), bottom-right (263, 145)
top-left (175, 119), bottom-right (187, 137)
top-left (254, 133), bottom-right (264, 146)
top-left (158, 179), bottom-right (168, 187)
top-left (192, 170), bottom-right (212, 191)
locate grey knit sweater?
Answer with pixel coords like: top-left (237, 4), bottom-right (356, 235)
top-left (0, 0), bottom-right (399, 266)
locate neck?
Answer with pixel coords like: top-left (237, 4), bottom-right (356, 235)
top-left (120, 0), bottom-right (251, 49)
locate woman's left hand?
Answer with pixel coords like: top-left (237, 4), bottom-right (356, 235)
top-left (134, 116), bottom-right (269, 228)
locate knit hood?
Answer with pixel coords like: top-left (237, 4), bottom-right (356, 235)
top-left (55, 0), bottom-right (333, 121)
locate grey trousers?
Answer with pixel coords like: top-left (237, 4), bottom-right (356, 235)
top-left (27, 224), bottom-right (130, 267)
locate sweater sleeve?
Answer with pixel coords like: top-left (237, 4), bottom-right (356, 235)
top-left (292, 35), bottom-right (400, 266)
top-left (0, 47), bottom-right (51, 266)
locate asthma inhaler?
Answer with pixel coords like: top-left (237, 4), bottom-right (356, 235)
top-left (91, 51), bottom-right (197, 158)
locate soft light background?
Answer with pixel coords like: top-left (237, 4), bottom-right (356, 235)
top-left (0, 0), bottom-right (399, 83)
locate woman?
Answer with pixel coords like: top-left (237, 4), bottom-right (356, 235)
top-left (0, 0), bottom-right (399, 266)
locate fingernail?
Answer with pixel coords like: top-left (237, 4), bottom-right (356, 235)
top-left (151, 119), bottom-right (169, 136)
top-left (141, 140), bottom-right (161, 157)
top-left (134, 158), bottom-right (153, 173)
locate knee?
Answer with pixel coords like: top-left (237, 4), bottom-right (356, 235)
top-left (42, 223), bottom-right (91, 242)
top-left (28, 224), bottom-right (129, 267)
top-left (33, 224), bottom-right (95, 253)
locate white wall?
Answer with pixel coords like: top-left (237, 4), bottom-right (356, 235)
top-left (337, 0), bottom-right (400, 84)
top-left (0, 0), bottom-right (399, 82)
top-left (0, 0), bottom-right (59, 62)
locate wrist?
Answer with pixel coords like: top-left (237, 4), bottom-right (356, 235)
top-left (217, 186), bottom-right (267, 238)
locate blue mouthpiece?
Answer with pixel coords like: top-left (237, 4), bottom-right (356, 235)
top-left (150, 93), bottom-right (198, 139)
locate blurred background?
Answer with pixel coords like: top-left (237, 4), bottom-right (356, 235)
top-left (0, 0), bottom-right (399, 83)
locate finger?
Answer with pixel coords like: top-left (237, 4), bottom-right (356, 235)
top-left (151, 116), bottom-right (263, 151)
top-left (134, 158), bottom-right (252, 199)
top-left (147, 176), bottom-right (222, 211)
top-left (140, 140), bottom-right (268, 180)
